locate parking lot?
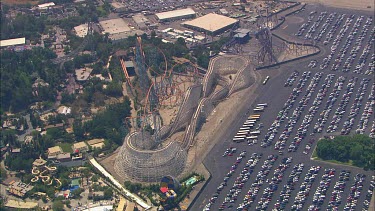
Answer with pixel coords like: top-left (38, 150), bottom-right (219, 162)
top-left (191, 4), bottom-right (374, 211)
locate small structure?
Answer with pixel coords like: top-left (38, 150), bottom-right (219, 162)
top-left (75, 67), bottom-right (93, 82)
top-left (24, 135), bottom-right (33, 144)
top-left (48, 146), bottom-right (63, 157)
top-left (57, 106), bottom-right (72, 115)
top-left (33, 158), bottom-right (47, 167)
top-left (57, 152), bottom-right (71, 162)
top-left (87, 138), bottom-right (105, 149)
top-left (72, 141), bottom-right (89, 153)
top-left (156, 8), bottom-right (196, 22)
top-left (124, 61), bottom-right (135, 76)
top-left (74, 23), bottom-right (89, 38)
top-left (8, 181), bottom-right (34, 198)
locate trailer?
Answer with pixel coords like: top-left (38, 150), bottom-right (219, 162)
top-left (257, 103), bottom-right (268, 107)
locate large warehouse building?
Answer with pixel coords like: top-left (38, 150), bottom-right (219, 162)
top-left (182, 13), bottom-right (239, 35)
top-left (155, 8), bottom-right (196, 22)
top-left (99, 18), bottom-right (143, 41)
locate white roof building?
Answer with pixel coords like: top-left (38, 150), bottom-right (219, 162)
top-left (38, 2), bottom-right (55, 9)
top-left (156, 8), bottom-right (196, 21)
top-left (0, 37), bottom-right (26, 47)
top-left (182, 13), bottom-right (238, 35)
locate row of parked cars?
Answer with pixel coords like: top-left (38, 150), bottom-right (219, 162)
top-left (255, 157), bottom-right (293, 210)
top-left (304, 11), bottom-right (327, 40)
top-left (331, 16), bottom-right (367, 72)
top-left (204, 150), bottom-right (248, 210)
top-left (340, 78), bottom-right (371, 135)
top-left (274, 163), bottom-right (305, 210)
top-left (320, 15), bottom-right (359, 70)
top-left (327, 170), bottom-right (351, 210)
top-left (288, 73), bottom-right (337, 152)
top-left (343, 174), bottom-right (366, 210)
top-left (362, 176), bottom-right (374, 210)
top-left (308, 168), bottom-right (336, 210)
top-left (237, 154), bottom-right (278, 210)
top-left (262, 71), bottom-right (312, 148)
top-left (291, 165), bottom-right (322, 210)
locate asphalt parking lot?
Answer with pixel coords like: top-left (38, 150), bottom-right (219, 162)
top-left (191, 4), bottom-right (374, 211)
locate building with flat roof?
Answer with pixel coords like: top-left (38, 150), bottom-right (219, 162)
top-left (111, 2), bottom-right (126, 12)
top-left (38, 2), bottom-right (55, 9)
top-left (182, 13), bottom-right (239, 35)
top-left (48, 146), bottom-right (63, 157)
top-left (87, 138), bottom-right (105, 149)
top-left (57, 153), bottom-right (71, 162)
top-left (74, 24), bottom-right (88, 38)
top-left (99, 18), bottom-right (133, 41)
top-left (0, 37), bottom-right (26, 47)
top-left (156, 8), bottom-right (196, 22)
top-left (75, 67), bottom-right (93, 81)
top-left (8, 181), bottom-right (34, 198)
top-left (133, 13), bottom-right (149, 30)
top-left (72, 141), bottom-right (89, 153)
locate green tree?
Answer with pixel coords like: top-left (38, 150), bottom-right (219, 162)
top-left (52, 200), bottom-right (64, 211)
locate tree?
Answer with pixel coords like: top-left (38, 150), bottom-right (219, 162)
top-left (52, 200), bottom-right (64, 211)
top-left (103, 188), bottom-right (113, 200)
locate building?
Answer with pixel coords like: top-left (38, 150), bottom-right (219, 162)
top-left (8, 181), bottom-right (34, 198)
top-left (132, 13), bottom-right (149, 30)
top-left (37, 2), bottom-right (55, 10)
top-left (182, 13), bottom-right (239, 35)
top-left (75, 67), bottom-right (93, 81)
top-left (124, 61), bottom-right (135, 76)
top-left (32, 158), bottom-right (47, 167)
top-left (74, 24), bottom-right (89, 38)
top-left (72, 141), bottom-right (89, 153)
top-left (233, 28), bottom-right (251, 43)
top-left (155, 8), bottom-right (196, 22)
top-left (48, 146), bottom-right (63, 157)
top-left (57, 106), bottom-right (72, 115)
top-left (99, 18), bottom-right (136, 41)
top-left (87, 139), bottom-right (105, 149)
top-left (0, 37), bottom-right (26, 48)
top-left (111, 2), bottom-right (126, 12)
top-left (57, 153), bottom-right (71, 162)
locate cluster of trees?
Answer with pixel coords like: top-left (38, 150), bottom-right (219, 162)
top-left (316, 135), bottom-right (374, 170)
top-left (73, 98), bottom-right (131, 146)
top-left (0, 48), bottom-right (59, 113)
top-left (1, 10), bottom-right (47, 41)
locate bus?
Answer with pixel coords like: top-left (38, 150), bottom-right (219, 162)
top-left (249, 130), bottom-right (261, 135)
top-left (240, 127), bottom-right (251, 130)
top-left (242, 123), bottom-right (254, 128)
top-left (245, 120), bottom-right (257, 123)
top-left (247, 135), bottom-right (258, 139)
top-left (233, 137), bottom-right (245, 142)
top-left (257, 103), bottom-right (268, 107)
top-left (254, 108), bottom-right (264, 112)
top-left (237, 130), bottom-right (249, 134)
top-left (249, 114), bottom-right (261, 118)
top-left (249, 116), bottom-right (261, 119)
top-left (263, 76), bottom-right (270, 85)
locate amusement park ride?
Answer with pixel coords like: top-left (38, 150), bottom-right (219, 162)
top-left (119, 36), bottom-right (202, 143)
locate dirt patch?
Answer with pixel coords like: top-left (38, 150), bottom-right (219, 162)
top-left (2, 0), bottom-right (38, 5)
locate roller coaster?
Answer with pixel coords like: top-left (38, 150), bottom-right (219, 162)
top-left (114, 36), bottom-right (253, 182)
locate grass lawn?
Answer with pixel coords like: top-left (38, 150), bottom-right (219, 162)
top-left (57, 143), bottom-right (73, 153)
